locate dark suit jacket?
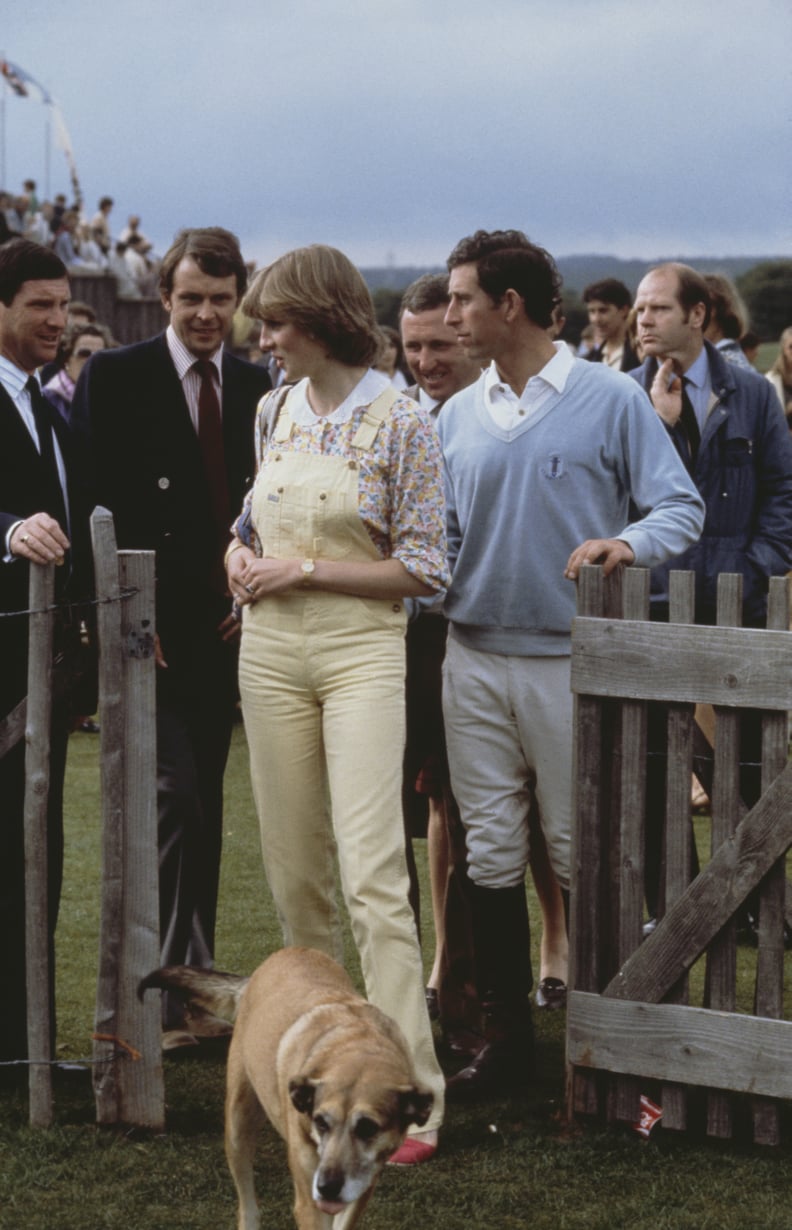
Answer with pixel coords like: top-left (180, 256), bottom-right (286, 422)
top-left (71, 334), bottom-right (270, 698)
top-left (585, 337), bottom-right (640, 373)
top-left (0, 382), bottom-right (91, 716)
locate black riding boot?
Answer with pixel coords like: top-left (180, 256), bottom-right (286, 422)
top-left (445, 882), bottom-right (534, 1101)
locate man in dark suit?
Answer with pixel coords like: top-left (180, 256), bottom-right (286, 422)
top-left (73, 228), bottom-right (270, 1038)
top-left (0, 239), bottom-right (91, 1069)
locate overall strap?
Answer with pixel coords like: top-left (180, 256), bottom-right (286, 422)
top-left (267, 384), bottom-right (295, 443)
top-left (351, 386), bottom-right (399, 452)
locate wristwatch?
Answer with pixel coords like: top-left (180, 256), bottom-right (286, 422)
top-left (300, 558), bottom-right (316, 584)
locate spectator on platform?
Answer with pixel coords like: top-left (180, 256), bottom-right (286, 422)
top-left (119, 214), bottom-right (152, 250)
top-left (90, 196), bottom-right (114, 255)
top-left (124, 233), bottom-right (157, 295)
top-left (75, 221), bottom-right (108, 270)
top-left (53, 211), bottom-right (83, 267)
top-left (108, 240), bottom-right (141, 298)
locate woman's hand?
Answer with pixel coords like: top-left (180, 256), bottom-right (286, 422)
top-left (236, 557), bottom-right (302, 604)
top-left (227, 542), bottom-right (257, 604)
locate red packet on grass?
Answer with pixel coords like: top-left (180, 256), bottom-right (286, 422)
top-left (632, 1095), bottom-right (663, 1138)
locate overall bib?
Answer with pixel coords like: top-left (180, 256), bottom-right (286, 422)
top-left (239, 389), bottom-right (444, 1127)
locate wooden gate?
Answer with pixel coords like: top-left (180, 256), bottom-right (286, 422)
top-left (567, 565), bottom-right (792, 1145)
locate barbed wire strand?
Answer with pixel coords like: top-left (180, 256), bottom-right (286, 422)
top-left (0, 586), bottom-right (139, 620)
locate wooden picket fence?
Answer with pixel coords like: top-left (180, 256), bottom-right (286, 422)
top-left (567, 565), bottom-right (792, 1145)
top-left (4, 507), bottom-right (163, 1129)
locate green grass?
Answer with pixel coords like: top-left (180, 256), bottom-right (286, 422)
top-left (3, 726), bottom-right (792, 1230)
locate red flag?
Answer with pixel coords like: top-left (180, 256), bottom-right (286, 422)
top-left (1, 60), bottom-right (29, 97)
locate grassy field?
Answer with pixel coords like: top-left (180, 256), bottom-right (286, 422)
top-left (3, 726), bottom-right (792, 1230)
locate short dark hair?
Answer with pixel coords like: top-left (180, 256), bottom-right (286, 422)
top-left (98, 196), bottom-right (114, 210)
top-left (159, 227), bottom-right (248, 299)
top-left (400, 273), bottom-right (450, 318)
top-left (242, 244), bottom-right (380, 367)
top-left (0, 238), bottom-right (68, 306)
top-left (582, 278), bottom-right (632, 310)
top-left (447, 229), bottom-right (562, 329)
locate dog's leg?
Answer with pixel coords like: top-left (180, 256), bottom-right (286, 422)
top-left (225, 1054), bottom-right (266, 1230)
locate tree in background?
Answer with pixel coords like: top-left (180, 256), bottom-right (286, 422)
top-left (737, 261), bottom-right (792, 341)
top-left (372, 286), bottom-right (403, 328)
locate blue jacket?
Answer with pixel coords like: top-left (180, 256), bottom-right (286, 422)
top-left (630, 341), bottom-right (792, 625)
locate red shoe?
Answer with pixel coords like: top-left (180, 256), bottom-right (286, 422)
top-left (387, 1137), bottom-right (437, 1166)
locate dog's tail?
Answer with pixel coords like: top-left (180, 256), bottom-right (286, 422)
top-left (138, 966), bottom-right (249, 1036)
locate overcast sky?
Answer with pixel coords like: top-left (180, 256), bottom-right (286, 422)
top-left (2, 0), bottom-right (790, 269)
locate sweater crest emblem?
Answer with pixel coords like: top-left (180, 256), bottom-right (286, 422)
top-left (540, 453), bottom-right (565, 480)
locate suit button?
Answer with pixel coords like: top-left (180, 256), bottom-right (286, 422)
top-left (319, 491), bottom-right (327, 500)
top-left (158, 477), bottom-right (170, 490)
top-left (392, 603), bottom-right (401, 613)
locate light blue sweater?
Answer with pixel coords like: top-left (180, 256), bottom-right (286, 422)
top-left (437, 360), bottom-right (705, 655)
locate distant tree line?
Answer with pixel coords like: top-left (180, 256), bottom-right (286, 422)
top-left (368, 259), bottom-right (792, 343)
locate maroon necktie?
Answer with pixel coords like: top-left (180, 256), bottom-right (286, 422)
top-left (193, 360), bottom-right (230, 589)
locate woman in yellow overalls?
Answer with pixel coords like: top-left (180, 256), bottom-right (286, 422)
top-left (225, 245), bottom-right (448, 1162)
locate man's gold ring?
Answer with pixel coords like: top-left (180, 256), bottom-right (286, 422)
top-left (20, 533), bottom-right (30, 543)
top-left (245, 583), bottom-right (255, 595)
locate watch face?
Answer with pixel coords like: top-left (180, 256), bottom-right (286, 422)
top-left (301, 559), bottom-right (315, 576)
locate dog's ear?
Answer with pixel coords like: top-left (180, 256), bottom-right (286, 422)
top-left (289, 1077), bottom-right (318, 1116)
top-left (397, 1086), bottom-right (434, 1129)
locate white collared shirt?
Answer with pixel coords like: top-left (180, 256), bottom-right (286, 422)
top-left (166, 325), bottom-right (224, 431)
top-left (0, 354), bottom-right (70, 556)
top-left (287, 368), bottom-right (391, 427)
top-left (416, 386), bottom-right (440, 416)
top-left (483, 341), bottom-right (575, 432)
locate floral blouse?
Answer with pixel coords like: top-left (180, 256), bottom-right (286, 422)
top-left (234, 369), bottom-right (449, 593)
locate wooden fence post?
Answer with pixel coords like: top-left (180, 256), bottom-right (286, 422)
top-left (91, 508), bottom-right (162, 1127)
top-left (24, 562), bottom-right (55, 1128)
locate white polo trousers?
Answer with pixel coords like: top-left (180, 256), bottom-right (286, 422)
top-left (442, 637), bottom-right (573, 891)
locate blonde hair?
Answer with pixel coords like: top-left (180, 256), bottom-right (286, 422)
top-left (242, 244), bottom-right (380, 367)
top-left (770, 326), bottom-right (792, 383)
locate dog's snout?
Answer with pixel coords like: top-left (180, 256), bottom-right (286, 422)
top-left (317, 1169), bottom-right (345, 1201)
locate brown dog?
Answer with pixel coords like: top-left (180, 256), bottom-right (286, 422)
top-left (140, 947), bottom-right (433, 1229)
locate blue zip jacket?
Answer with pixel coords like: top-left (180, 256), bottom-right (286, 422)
top-left (630, 341), bottom-right (792, 625)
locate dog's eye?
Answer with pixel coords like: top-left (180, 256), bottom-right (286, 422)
top-left (354, 1117), bottom-right (380, 1142)
top-left (313, 1114), bottom-right (331, 1136)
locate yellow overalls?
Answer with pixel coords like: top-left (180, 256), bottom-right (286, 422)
top-left (239, 388), bottom-right (444, 1129)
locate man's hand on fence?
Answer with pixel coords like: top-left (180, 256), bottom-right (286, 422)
top-left (564, 538), bottom-right (635, 580)
top-left (9, 512), bottom-right (69, 565)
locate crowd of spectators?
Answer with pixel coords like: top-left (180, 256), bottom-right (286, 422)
top-left (1, 181), bottom-right (159, 297)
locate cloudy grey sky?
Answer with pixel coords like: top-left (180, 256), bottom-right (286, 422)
top-left (3, 0), bottom-right (790, 269)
